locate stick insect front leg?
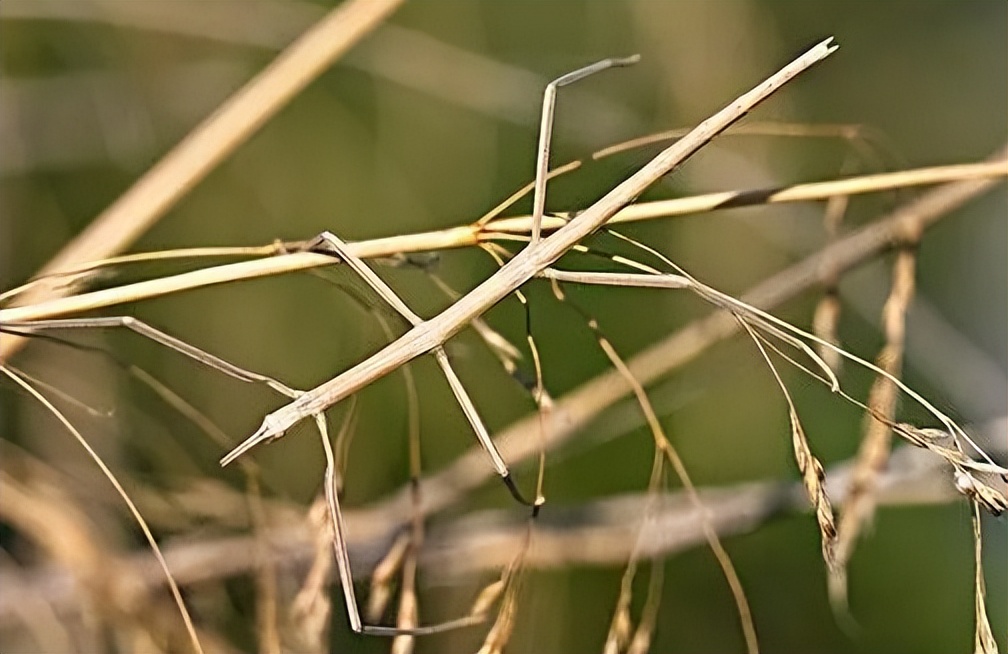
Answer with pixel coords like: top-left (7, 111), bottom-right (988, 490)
top-left (2, 317), bottom-right (300, 400)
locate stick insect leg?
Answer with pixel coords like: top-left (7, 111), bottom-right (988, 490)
top-left (306, 233), bottom-right (539, 629)
top-left (305, 231), bottom-right (424, 327)
top-left (315, 413), bottom-right (491, 636)
top-left (304, 231), bottom-right (538, 508)
top-left (529, 55), bottom-right (639, 244)
top-left (2, 317), bottom-right (299, 399)
top-left (424, 55), bottom-right (645, 508)
top-left (432, 346), bottom-right (536, 509)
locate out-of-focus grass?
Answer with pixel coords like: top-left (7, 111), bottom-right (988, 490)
top-left (2, 1), bottom-right (1004, 653)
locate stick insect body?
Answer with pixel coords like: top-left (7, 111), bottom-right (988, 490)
top-left (219, 41), bottom-right (840, 493)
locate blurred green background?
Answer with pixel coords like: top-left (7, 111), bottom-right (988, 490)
top-left (1, 1), bottom-right (1005, 653)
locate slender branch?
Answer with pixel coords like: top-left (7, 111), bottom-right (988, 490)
top-left (2, 160), bottom-right (1003, 326)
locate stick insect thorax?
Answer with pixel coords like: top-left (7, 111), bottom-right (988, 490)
top-left (221, 38), bottom-right (839, 468)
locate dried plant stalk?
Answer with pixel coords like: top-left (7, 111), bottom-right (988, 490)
top-left (4, 160), bottom-right (1004, 327)
top-left (971, 505), bottom-right (998, 654)
top-left (832, 246), bottom-right (917, 604)
top-left (0, 367), bottom-right (205, 653)
top-left (812, 289), bottom-right (843, 374)
top-left (289, 497), bottom-right (334, 653)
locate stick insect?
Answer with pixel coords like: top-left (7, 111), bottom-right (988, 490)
top-left (3, 40), bottom-right (845, 640)
top-left (5, 34), bottom-right (1007, 649)
top-left (220, 40), bottom-right (839, 480)
top-left (237, 39), bottom-right (844, 636)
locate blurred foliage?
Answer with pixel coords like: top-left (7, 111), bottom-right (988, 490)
top-left (1, 1), bottom-right (1005, 653)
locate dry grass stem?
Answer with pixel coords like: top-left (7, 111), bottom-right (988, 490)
top-left (248, 473), bottom-right (282, 654)
top-left (590, 121), bottom-right (893, 159)
top-left (831, 246), bottom-right (917, 606)
top-left (0, 367), bottom-right (205, 653)
top-left (389, 551), bottom-right (418, 654)
top-left (626, 563), bottom-right (665, 654)
top-left (810, 171), bottom-right (851, 373)
top-left (366, 532), bottom-right (410, 621)
top-left (812, 290), bottom-right (843, 374)
top-left (971, 505), bottom-right (999, 654)
top-left (892, 425), bottom-right (1008, 514)
top-left (3, 159), bottom-right (1004, 328)
top-left (289, 496), bottom-right (334, 653)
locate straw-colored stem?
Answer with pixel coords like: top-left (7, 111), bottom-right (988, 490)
top-left (4, 160), bottom-right (1002, 328)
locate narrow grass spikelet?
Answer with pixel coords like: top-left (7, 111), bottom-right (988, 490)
top-left (743, 324), bottom-right (838, 570)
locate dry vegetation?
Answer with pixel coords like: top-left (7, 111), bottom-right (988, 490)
top-left (1, 2), bottom-right (1006, 653)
